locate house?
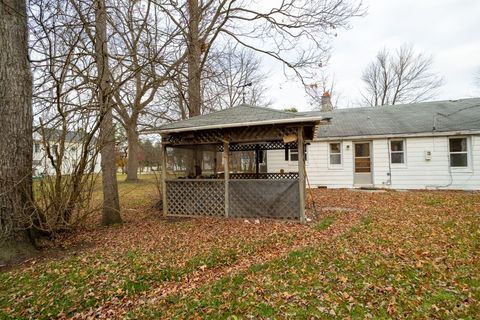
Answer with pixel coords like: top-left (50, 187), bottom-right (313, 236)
top-left (267, 98), bottom-right (480, 190)
top-left (33, 129), bottom-right (101, 176)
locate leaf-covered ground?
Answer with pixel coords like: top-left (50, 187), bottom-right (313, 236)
top-left (1, 178), bottom-right (479, 319)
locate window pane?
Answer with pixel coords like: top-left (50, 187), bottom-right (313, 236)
top-left (330, 143), bottom-right (340, 153)
top-left (390, 140), bottom-right (403, 152)
top-left (330, 154), bottom-right (341, 165)
top-left (391, 153), bottom-right (404, 164)
top-left (449, 138), bottom-right (467, 152)
top-left (450, 153), bottom-right (467, 167)
top-left (290, 148), bottom-right (307, 161)
top-left (355, 143), bottom-right (369, 157)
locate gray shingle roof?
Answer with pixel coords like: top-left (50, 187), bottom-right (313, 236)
top-left (303, 98), bottom-right (480, 139)
top-left (158, 104), bottom-right (323, 132)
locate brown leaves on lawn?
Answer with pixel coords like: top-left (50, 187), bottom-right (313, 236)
top-left (1, 189), bottom-right (479, 319)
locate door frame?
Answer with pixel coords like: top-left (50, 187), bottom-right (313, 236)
top-left (353, 141), bottom-right (373, 187)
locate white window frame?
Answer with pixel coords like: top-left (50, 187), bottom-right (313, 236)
top-left (289, 145), bottom-right (308, 165)
top-left (389, 139), bottom-right (407, 167)
top-left (448, 136), bottom-right (470, 170)
top-left (328, 142), bottom-right (343, 168)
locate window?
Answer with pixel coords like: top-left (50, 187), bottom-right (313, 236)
top-left (34, 143), bottom-right (40, 153)
top-left (289, 147), bottom-right (307, 162)
top-left (52, 145), bottom-right (58, 155)
top-left (390, 140), bottom-right (405, 164)
top-left (329, 143), bottom-right (342, 165)
top-left (449, 137), bottom-right (468, 167)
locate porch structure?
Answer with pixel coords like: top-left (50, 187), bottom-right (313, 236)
top-left (156, 105), bottom-right (327, 222)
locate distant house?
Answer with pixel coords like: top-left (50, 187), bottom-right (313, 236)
top-left (267, 98), bottom-right (480, 190)
top-left (33, 129), bottom-right (101, 176)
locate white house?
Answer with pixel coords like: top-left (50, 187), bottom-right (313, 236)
top-left (33, 129), bottom-right (101, 176)
top-left (267, 98), bottom-right (480, 190)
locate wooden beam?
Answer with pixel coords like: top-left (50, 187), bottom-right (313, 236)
top-left (224, 141), bottom-right (230, 217)
top-left (297, 127), bottom-right (306, 223)
top-left (161, 142), bottom-right (168, 217)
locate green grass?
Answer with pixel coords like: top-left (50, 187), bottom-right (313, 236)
top-left (132, 193), bottom-right (480, 319)
top-left (2, 187), bottom-right (480, 319)
top-left (313, 216), bottom-right (336, 231)
top-left (0, 247), bottom-right (241, 319)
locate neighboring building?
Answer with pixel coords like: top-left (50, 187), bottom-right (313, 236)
top-left (267, 98), bottom-right (480, 190)
top-left (33, 129), bottom-right (101, 176)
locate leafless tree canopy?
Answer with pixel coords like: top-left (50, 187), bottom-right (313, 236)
top-left (202, 44), bottom-right (272, 110)
top-left (361, 44), bottom-right (444, 107)
top-left (306, 71), bottom-right (341, 109)
top-left (160, 0), bottom-right (364, 116)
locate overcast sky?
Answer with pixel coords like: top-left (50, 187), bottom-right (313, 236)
top-left (264, 0), bottom-right (480, 111)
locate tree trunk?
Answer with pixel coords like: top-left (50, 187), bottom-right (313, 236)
top-left (125, 126), bottom-right (139, 181)
top-left (187, 0), bottom-right (202, 117)
top-left (0, 0), bottom-right (35, 261)
top-left (95, 0), bottom-right (122, 226)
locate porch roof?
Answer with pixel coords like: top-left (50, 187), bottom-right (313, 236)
top-left (157, 104), bottom-right (327, 134)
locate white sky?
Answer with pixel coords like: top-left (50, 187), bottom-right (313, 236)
top-left (263, 0), bottom-right (480, 111)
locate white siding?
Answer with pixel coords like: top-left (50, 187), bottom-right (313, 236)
top-left (267, 134), bottom-right (480, 190)
top-left (267, 141), bottom-right (354, 188)
top-left (373, 136), bottom-right (480, 190)
top-left (32, 140), bottom-right (102, 176)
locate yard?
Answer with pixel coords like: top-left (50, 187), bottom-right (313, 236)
top-left (1, 176), bottom-right (479, 319)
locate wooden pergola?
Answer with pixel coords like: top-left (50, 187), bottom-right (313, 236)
top-left (157, 105), bottom-right (326, 222)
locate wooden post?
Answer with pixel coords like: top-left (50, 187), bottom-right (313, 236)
top-left (297, 127), bottom-right (306, 223)
top-left (161, 142), bottom-right (168, 217)
top-left (224, 142), bottom-right (230, 217)
top-left (255, 144), bottom-right (260, 178)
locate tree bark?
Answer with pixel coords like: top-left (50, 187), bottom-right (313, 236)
top-left (187, 0), bottom-right (202, 117)
top-left (125, 125), bottom-right (139, 181)
top-left (95, 0), bottom-right (122, 225)
top-left (0, 0), bottom-right (35, 260)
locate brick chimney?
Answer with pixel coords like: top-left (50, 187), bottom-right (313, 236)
top-left (321, 91), bottom-right (333, 112)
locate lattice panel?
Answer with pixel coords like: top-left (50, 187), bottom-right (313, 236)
top-left (229, 180), bottom-right (300, 219)
top-left (166, 180), bottom-right (224, 216)
top-left (218, 141), bottom-right (298, 152)
top-left (229, 173), bottom-right (299, 180)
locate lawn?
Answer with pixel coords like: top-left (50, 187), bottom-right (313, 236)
top-left (0, 178), bottom-right (479, 319)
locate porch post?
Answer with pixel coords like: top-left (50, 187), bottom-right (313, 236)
top-left (297, 127), bottom-right (306, 223)
top-left (255, 144), bottom-right (260, 178)
top-left (161, 142), bottom-right (168, 217)
top-left (224, 141), bottom-right (229, 217)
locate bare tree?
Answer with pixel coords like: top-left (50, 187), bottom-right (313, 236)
top-left (306, 71), bottom-right (341, 109)
top-left (361, 44), bottom-right (444, 106)
top-left (108, 0), bottom-right (186, 181)
top-left (203, 44), bottom-right (272, 110)
top-left (158, 0), bottom-right (363, 117)
top-left (0, 0), bottom-right (34, 258)
top-left (94, 0), bottom-right (122, 225)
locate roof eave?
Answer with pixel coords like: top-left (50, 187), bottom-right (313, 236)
top-left (156, 116), bottom-right (328, 134)
top-left (314, 129), bottom-right (480, 141)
